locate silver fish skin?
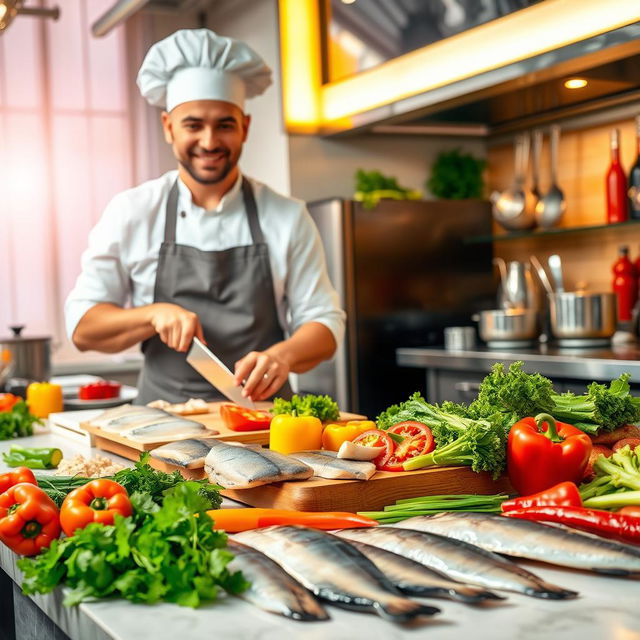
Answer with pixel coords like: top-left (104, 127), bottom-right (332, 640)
top-left (227, 540), bottom-right (329, 621)
top-left (335, 527), bottom-right (577, 600)
top-left (288, 450), bottom-right (376, 480)
top-left (121, 417), bottom-right (209, 443)
top-left (150, 438), bottom-right (219, 468)
top-left (204, 441), bottom-right (313, 489)
top-left (93, 408), bottom-right (171, 431)
top-left (233, 526), bottom-right (440, 622)
top-left (394, 513), bottom-right (640, 576)
top-left (345, 538), bottom-right (504, 603)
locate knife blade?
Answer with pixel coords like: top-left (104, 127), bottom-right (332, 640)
top-left (186, 337), bottom-right (255, 409)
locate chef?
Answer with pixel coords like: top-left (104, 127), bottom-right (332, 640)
top-left (65, 29), bottom-right (345, 405)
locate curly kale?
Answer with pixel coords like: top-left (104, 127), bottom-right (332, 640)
top-left (271, 394), bottom-right (340, 421)
top-left (550, 374), bottom-right (640, 434)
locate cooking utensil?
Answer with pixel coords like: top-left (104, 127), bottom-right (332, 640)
top-left (0, 325), bottom-right (51, 382)
top-left (530, 255), bottom-right (555, 296)
top-left (473, 309), bottom-right (539, 343)
top-left (444, 327), bottom-right (476, 351)
top-left (504, 261), bottom-right (537, 310)
top-left (530, 129), bottom-right (543, 210)
top-left (548, 292), bottom-right (617, 339)
top-left (535, 125), bottom-right (566, 228)
top-left (547, 254), bottom-right (565, 292)
top-left (186, 337), bottom-right (255, 409)
top-left (493, 257), bottom-right (512, 309)
top-left (491, 133), bottom-right (536, 230)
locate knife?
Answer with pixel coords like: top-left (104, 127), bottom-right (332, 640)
top-left (186, 337), bottom-right (255, 409)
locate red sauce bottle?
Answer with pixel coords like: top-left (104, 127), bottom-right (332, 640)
top-left (606, 129), bottom-right (629, 223)
top-left (612, 245), bottom-right (637, 322)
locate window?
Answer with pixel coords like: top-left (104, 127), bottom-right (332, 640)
top-left (0, 0), bottom-right (133, 360)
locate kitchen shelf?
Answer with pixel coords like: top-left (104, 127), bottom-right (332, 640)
top-left (464, 219), bottom-right (640, 244)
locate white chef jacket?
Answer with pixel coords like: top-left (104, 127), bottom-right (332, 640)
top-left (65, 170), bottom-right (346, 348)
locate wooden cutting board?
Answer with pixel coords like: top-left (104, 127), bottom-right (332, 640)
top-left (220, 467), bottom-right (513, 513)
top-left (81, 402), bottom-right (365, 470)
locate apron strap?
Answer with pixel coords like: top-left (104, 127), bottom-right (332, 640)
top-left (164, 180), bottom-right (179, 243)
top-left (242, 177), bottom-right (265, 244)
top-left (164, 176), bottom-right (264, 244)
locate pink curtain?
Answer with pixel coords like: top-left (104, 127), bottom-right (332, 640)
top-left (0, 0), bottom-right (135, 360)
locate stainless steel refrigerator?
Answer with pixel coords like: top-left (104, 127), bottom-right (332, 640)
top-left (297, 198), bottom-right (495, 418)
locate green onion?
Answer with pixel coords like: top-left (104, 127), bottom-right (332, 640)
top-left (358, 492), bottom-right (509, 523)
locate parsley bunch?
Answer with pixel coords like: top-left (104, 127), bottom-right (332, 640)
top-left (0, 401), bottom-right (42, 439)
top-left (18, 483), bottom-right (248, 608)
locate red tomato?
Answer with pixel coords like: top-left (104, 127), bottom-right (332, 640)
top-left (381, 421), bottom-right (434, 472)
top-left (352, 430), bottom-right (395, 468)
top-left (0, 394), bottom-right (20, 413)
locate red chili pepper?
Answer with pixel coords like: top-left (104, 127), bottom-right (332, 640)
top-left (504, 506), bottom-right (640, 545)
top-left (0, 467), bottom-right (37, 494)
top-left (507, 413), bottom-right (592, 496)
top-left (0, 483), bottom-right (61, 555)
top-left (501, 481), bottom-right (582, 512)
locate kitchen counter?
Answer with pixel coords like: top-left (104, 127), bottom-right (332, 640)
top-left (396, 344), bottom-right (640, 382)
top-left (1, 430), bottom-right (640, 640)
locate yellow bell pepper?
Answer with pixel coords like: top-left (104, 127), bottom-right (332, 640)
top-left (321, 420), bottom-right (376, 451)
top-left (269, 415), bottom-right (323, 455)
top-left (26, 382), bottom-right (63, 419)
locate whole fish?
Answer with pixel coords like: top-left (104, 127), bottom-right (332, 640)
top-left (289, 450), bottom-right (376, 480)
top-left (336, 527), bottom-right (577, 599)
top-left (227, 540), bottom-right (329, 621)
top-left (204, 441), bottom-right (313, 489)
top-left (92, 406), bottom-right (170, 431)
top-left (234, 526), bottom-right (440, 622)
top-left (150, 438), bottom-right (219, 468)
top-left (345, 538), bottom-right (503, 603)
top-left (394, 512), bottom-right (640, 576)
top-left (121, 417), bottom-right (210, 443)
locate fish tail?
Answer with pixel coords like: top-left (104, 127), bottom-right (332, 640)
top-left (525, 581), bottom-right (579, 600)
top-left (374, 597), bottom-right (440, 622)
top-left (287, 608), bottom-right (330, 622)
top-left (448, 586), bottom-right (506, 604)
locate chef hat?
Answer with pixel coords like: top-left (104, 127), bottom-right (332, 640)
top-left (136, 28), bottom-right (272, 112)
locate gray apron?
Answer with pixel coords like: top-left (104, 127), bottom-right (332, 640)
top-left (136, 177), bottom-right (292, 404)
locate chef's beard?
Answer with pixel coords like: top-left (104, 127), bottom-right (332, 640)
top-left (180, 147), bottom-right (237, 185)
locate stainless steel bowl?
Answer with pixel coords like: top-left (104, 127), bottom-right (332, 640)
top-left (548, 292), bottom-right (617, 339)
top-left (473, 309), bottom-right (539, 343)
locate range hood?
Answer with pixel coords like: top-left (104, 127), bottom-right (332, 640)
top-left (339, 23), bottom-right (640, 139)
top-left (91, 0), bottom-right (210, 36)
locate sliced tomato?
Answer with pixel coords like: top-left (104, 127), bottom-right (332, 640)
top-left (352, 430), bottom-right (394, 468)
top-left (381, 421), bottom-right (435, 472)
top-left (220, 404), bottom-right (272, 431)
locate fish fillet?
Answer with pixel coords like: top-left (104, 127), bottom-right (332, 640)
top-left (121, 418), bottom-right (210, 443)
top-left (150, 438), bottom-right (219, 468)
top-left (204, 441), bottom-right (313, 489)
top-left (289, 450), bottom-right (376, 480)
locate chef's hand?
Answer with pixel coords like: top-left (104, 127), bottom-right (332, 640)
top-left (148, 303), bottom-right (205, 352)
top-left (234, 351), bottom-right (290, 401)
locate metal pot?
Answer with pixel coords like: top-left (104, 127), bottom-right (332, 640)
top-left (473, 309), bottom-right (539, 342)
top-left (0, 326), bottom-right (52, 383)
top-left (548, 292), bottom-right (617, 339)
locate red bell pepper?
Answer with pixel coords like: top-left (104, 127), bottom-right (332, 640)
top-left (206, 508), bottom-right (377, 532)
top-left (504, 505), bottom-right (640, 545)
top-left (0, 467), bottom-right (37, 494)
top-left (219, 404), bottom-right (272, 431)
top-left (0, 393), bottom-right (20, 413)
top-left (78, 380), bottom-right (121, 400)
top-left (501, 481), bottom-right (582, 512)
top-left (507, 413), bottom-right (592, 496)
top-left (0, 483), bottom-right (61, 555)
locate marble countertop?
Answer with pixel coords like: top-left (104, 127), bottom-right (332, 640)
top-left (1, 430), bottom-right (639, 640)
